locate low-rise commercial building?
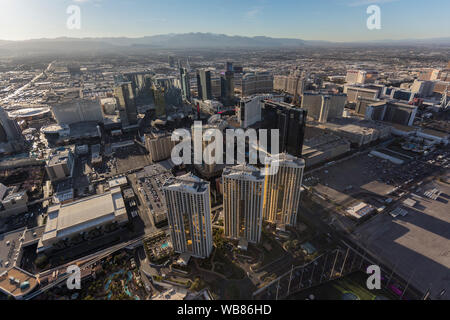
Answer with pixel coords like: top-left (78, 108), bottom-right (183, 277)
top-left (344, 85), bottom-right (381, 104)
top-left (302, 131), bottom-right (351, 167)
top-left (365, 100), bottom-right (418, 126)
top-left (38, 187), bottom-right (128, 253)
top-left (0, 184), bottom-right (28, 218)
top-left (0, 267), bottom-right (38, 300)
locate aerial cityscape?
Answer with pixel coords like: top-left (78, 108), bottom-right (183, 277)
top-left (0, 0), bottom-right (449, 309)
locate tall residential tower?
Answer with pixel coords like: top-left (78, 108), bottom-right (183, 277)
top-left (163, 174), bottom-right (213, 259)
top-left (222, 164), bottom-right (265, 245)
top-left (263, 153), bottom-right (305, 228)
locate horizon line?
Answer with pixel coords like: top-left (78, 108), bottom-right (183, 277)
top-left (1, 32), bottom-right (449, 44)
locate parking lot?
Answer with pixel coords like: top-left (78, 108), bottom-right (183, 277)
top-left (0, 207), bottom-right (40, 234)
top-left (353, 175), bottom-right (450, 299)
top-left (114, 145), bottom-right (152, 175)
top-left (305, 147), bottom-right (449, 207)
top-left (135, 164), bottom-right (173, 228)
top-left (305, 154), bottom-right (398, 205)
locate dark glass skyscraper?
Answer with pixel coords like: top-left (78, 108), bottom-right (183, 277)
top-left (220, 71), bottom-right (234, 106)
top-left (261, 101), bottom-right (307, 157)
top-left (114, 82), bottom-right (138, 127)
top-left (197, 69), bottom-right (212, 101)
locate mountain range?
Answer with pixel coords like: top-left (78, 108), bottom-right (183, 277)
top-left (0, 33), bottom-right (449, 56)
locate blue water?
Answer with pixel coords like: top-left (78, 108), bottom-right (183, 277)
top-left (105, 270), bottom-right (140, 300)
top-left (104, 270), bottom-right (125, 291)
top-left (161, 243), bottom-right (169, 249)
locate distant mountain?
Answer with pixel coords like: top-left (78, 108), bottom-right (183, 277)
top-left (131, 33), bottom-right (308, 48)
top-left (0, 33), bottom-right (448, 57)
top-left (0, 33), bottom-right (311, 57)
top-left (0, 33), bottom-right (308, 55)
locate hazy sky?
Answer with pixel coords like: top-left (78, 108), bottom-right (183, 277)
top-left (0, 0), bottom-right (449, 41)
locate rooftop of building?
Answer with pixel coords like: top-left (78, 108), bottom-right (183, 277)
top-left (0, 267), bottom-right (38, 299)
top-left (45, 89), bottom-right (94, 105)
top-left (41, 187), bottom-right (127, 243)
top-left (7, 107), bottom-right (51, 119)
top-left (163, 173), bottom-right (209, 194)
top-left (1, 186), bottom-right (27, 203)
top-left (388, 123), bottom-right (418, 133)
top-left (47, 147), bottom-right (73, 166)
top-left (266, 153), bottom-right (305, 168)
top-left (263, 100), bottom-right (297, 109)
top-left (420, 128), bottom-right (450, 139)
top-left (386, 100), bottom-right (418, 109)
top-left (302, 92), bottom-right (347, 97)
top-left (108, 176), bottom-right (128, 189)
top-left (145, 130), bottom-right (173, 140)
top-left (222, 164), bottom-right (264, 181)
top-left (369, 101), bottom-right (389, 107)
top-left (153, 288), bottom-right (187, 301)
top-left (345, 85), bottom-right (380, 93)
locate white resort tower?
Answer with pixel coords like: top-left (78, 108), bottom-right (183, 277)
top-left (163, 173), bottom-right (213, 259)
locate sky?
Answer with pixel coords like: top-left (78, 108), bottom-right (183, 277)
top-left (0, 0), bottom-right (449, 42)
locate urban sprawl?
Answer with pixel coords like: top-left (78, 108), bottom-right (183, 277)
top-left (0, 47), bottom-right (449, 301)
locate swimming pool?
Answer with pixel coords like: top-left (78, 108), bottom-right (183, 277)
top-left (104, 269), bottom-right (140, 300)
top-left (161, 243), bottom-right (169, 249)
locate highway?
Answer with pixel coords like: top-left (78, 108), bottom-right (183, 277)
top-left (1, 61), bottom-right (54, 103)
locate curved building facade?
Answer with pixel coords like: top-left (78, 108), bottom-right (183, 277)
top-left (163, 174), bottom-right (212, 259)
top-left (222, 164), bottom-right (265, 244)
top-left (263, 153), bottom-right (305, 228)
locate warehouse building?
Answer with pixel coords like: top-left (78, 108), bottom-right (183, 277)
top-left (37, 187), bottom-right (128, 253)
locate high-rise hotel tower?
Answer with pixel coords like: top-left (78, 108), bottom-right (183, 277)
top-left (263, 153), bottom-right (305, 229)
top-left (163, 173), bottom-right (213, 259)
top-left (222, 164), bottom-right (265, 244)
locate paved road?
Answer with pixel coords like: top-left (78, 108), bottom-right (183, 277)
top-left (1, 61), bottom-right (53, 103)
top-left (25, 233), bottom-right (155, 300)
top-left (298, 200), bottom-right (424, 300)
